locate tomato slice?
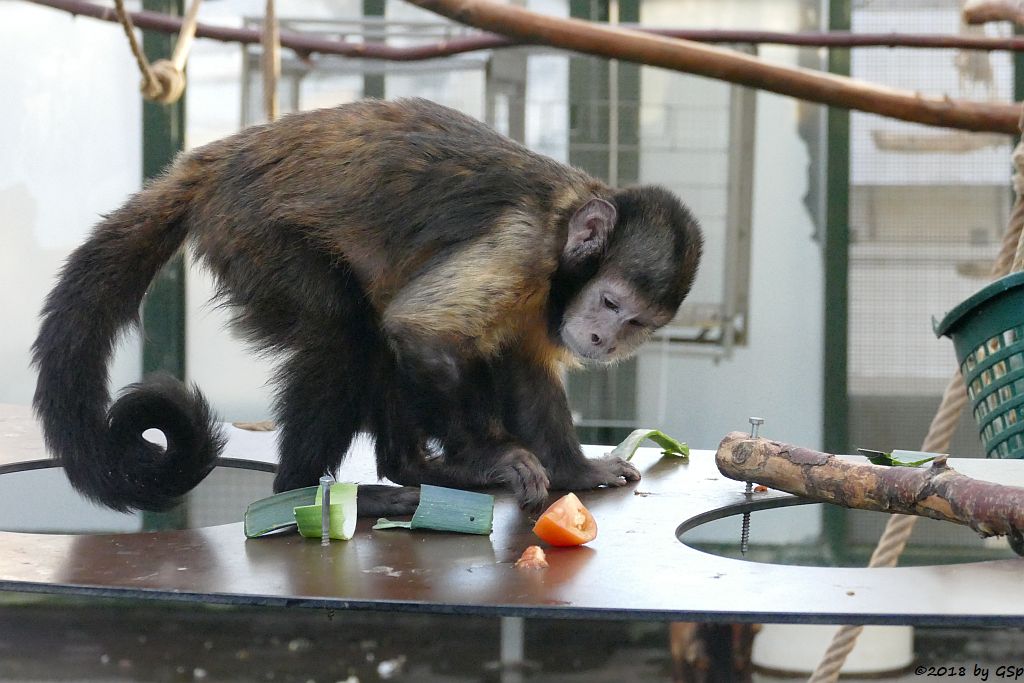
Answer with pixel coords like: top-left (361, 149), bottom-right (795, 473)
top-left (532, 493), bottom-right (597, 546)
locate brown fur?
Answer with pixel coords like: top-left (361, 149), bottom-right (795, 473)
top-left (32, 98), bottom-right (702, 514)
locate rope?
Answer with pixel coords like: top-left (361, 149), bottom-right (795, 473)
top-left (262, 0), bottom-right (281, 121)
top-left (113, 0), bottom-right (203, 104)
top-left (809, 109), bottom-right (1024, 682)
top-left (1013, 139), bottom-right (1024, 272)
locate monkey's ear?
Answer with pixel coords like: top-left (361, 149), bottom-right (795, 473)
top-left (564, 198), bottom-right (617, 266)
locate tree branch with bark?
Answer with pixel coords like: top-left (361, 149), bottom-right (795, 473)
top-left (407, 0), bottom-right (1021, 134)
top-left (716, 432), bottom-right (1024, 554)
top-left (23, 0), bottom-right (1024, 133)
top-left (26, 0), bottom-right (1024, 55)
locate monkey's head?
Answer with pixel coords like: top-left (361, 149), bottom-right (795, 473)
top-left (558, 186), bottom-right (703, 364)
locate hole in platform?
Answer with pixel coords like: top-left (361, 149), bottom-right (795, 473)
top-left (0, 460), bottom-right (275, 535)
top-left (678, 499), bottom-right (1020, 567)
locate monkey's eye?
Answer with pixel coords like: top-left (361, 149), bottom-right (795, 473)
top-left (627, 319), bottom-right (646, 329)
top-left (602, 295), bottom-right (619, 312)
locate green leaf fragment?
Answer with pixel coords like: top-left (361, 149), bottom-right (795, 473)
top-left (373, 518), bottom-right (413, 530)
top-left (244, 485), bottom-right (319, 538)
top-left (295, 482), bottom-right (358, 540)
top-left (609, 428), bottom-right (690, 462)
top-left (373, 485), bottom-right (494, 535)
top-left (858, 448), bottom-right (940, 468)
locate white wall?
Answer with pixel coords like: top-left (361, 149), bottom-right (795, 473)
top-left (636, 85), bottom-right (824, 450)
top-left (636, 0), bottom-right (824, 452)
top-left (1, 4), bottom-right (143, 406)
top-left (184, 0), bottom-right (364, 421)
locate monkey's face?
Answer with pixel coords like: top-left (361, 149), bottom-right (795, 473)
top-left (560, 272), bottom-right (672, 364)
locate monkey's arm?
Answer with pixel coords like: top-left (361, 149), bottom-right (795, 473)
top-left (495, 351), bottom-right (641, 491)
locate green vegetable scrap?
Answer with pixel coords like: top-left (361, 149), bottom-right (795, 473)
top-left (857, 448), bottom-right (940, 468)
top-left (244, 486), bottom-right (318, 538)
top-left (294, 482), bottom-right (358, 540)
top-left (243, 482), bottom-right (358, 539)
top-left (374, 484), bottom-right (493, 535)
top-left (609, 428), bottom-right (689, 462)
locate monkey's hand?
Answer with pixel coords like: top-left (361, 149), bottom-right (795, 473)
top-left (550, 456), bottom-right (641, 491)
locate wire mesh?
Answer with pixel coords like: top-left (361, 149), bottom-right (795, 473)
top-left (847, 0), bottom-right (1016, 550)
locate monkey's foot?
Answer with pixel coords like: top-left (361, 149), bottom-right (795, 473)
top-left (551, 456), bottom-right (641, 491)
top-left (357, 484), bottom-right (421, 517)
top-left (492, 447), bottom-right (550, 512)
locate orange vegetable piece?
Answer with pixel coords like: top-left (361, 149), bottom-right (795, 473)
top-left (514, 545), bottom-right (549, 569)
top-left (532, 492), bottom-right (597, 546)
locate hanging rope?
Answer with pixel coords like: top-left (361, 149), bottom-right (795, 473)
top-left (262, 0), bottom-right (281, 121)
top-left (809, 105), bottom-right (1024, 683)
top-left (113, 0), bottom-right (203, 104)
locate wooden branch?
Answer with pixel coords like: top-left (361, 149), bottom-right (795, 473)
top-left (26, 0), bottom-right (1024, 132)
top-left (28, 0), bottom-right (1024, 56)
top-left (963, 0), bottom-right (1024, 27)
top-left (408, 0), bottom-right (1021, 134)
top-left (716, 432), bottom-right (1024, 549)
top-left (27, 0), bottom-right (501, 61)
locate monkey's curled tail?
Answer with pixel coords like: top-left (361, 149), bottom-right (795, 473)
top-left (31, 171), bottom-right (224, 512)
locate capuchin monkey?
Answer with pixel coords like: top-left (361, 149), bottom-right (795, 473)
top-left (32, 98), bottom-right (702, 516)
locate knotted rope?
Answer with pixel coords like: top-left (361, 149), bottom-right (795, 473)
top-left (113, 0), bottom-right (202, 103)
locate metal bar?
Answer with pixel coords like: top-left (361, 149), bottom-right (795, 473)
top-left (499, 616), bottom-right (525, 683)
top-left (721, 45), bottom-right (758, 358)
top-left (607, 0), bottom-right (618, 188)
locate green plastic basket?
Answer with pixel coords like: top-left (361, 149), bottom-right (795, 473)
top-left (934, 271), bottom-right (1024, 459)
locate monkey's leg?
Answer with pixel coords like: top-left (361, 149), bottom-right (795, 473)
top-left (272, 342), bottom-right (364, 491)
top-left (271, 340), bottom-right (419, 516)
top-left (371, 367), bottom-right (551, 511)
top-left (495, 352), bottom-right (641, 491)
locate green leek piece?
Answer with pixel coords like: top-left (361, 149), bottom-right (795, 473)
top-left (373, 484), bottom-right (493, 534)
top-left (244, 485), bottom-right (318, 538)
top-left (609, 428), bottom-right (690, 462)
top-left (857, 448), bottom-right (940, 468)
top-left (294, 482), bottom-right (358, 540)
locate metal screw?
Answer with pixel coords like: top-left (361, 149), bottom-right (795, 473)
top-left (740, 418), bottom-right (764, 555)
top-left (320, 474), bottom-right (335, 546)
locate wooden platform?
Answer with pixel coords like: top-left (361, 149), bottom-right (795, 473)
top-left (2, 404), bottom-right (1023, 626)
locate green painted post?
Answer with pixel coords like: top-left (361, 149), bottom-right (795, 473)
top-left (824, 0), bottom-right (851, 458)
top-left (141, 0), bottom-right (188, 531)
top-left (363, 0), bottom-right (386, 99)
top-left (141, 0), bottom-right (187, 381)
top-left (822, 0), bottom-right (852, 561)
top-left (566, 0), bottom-right (640, 447)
